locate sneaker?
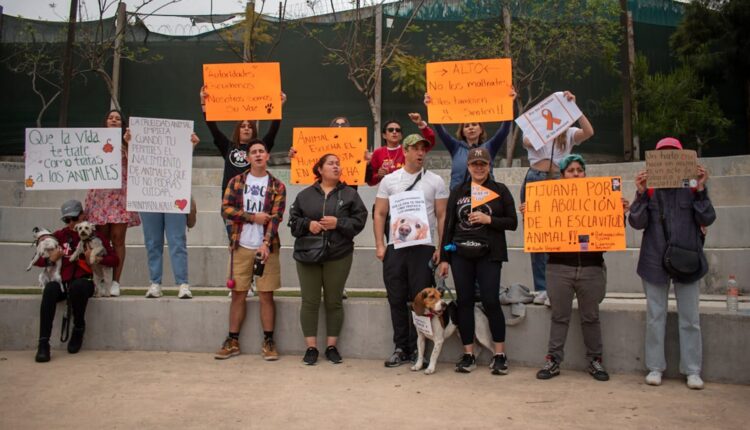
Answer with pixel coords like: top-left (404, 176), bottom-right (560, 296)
top-left (177, 284), bottom-right (192, 299)
top-left (67, 326), bottom-right (85, 354)
top-left (533, 291), bottom-right (548, 305)
top-left (214, 337), bottom-right (240, 360)
top-left (110, 280), bottom-right (121, 297)
top-left (35, 339), bottom-right (50, 363)
top-left (536, 355), bottom-right (560, 379)
top-left (455, 353), bottom-right (476, 373)
top-left (587, 357), bottom-right (610, 381)
top-left (303, 347), bottom-right (319, 365)
top-left (384, 348), bottom-right (410, 368)
top-left (687, 374), bottom-right (704, 390)
top-left (342, 288), bottom-right (348, 300)
top-left (262, 338), bottom-right (279, 361)
top-left (145, 283), bottom-right (163, 298)
top-left (490, 353), bottom-right (509, 375)
top-left (645, 370), bottom-right (663, 386)
top-left (325, 345), bottom-right (343, 364)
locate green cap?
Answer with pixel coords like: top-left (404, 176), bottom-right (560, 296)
top-left (402, 133), bottom-right (429, 150)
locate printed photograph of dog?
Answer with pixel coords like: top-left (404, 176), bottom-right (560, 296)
top-left (26, 227), bottom-right (62, 288)
top-left (69, 221), bottom-right (113, 297)
top-left (390, 214), bottom-right (430, 245)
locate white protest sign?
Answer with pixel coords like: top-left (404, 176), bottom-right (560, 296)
top-left (515, 91), bottom-right (583, 150)
top-left (411, 311), bottom-right (434, 337)
top-left (25, 128), bottom-right (122, 190)
top-left (126, 117), bottom-right (194, 213)
top-left (389, 190), bottom-right (432, 249)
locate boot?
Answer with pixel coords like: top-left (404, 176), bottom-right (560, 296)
top-left (67, 326), bottom-right (85, 354)
top-left (35, 339), bottom-right (51, 363)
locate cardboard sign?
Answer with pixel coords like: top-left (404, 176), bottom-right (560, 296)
top-left (645, 150), bottom-right (698, 189)
top-left (389, 190), bottom-right (432, 249)
top-left (290, 127), bottom-right (367, 185)
top-left (471, 183), bottom-right (500, 209)
top-left (411, 311), bottom-right (433, 336)
top-left (202, 62), bottom-right (282, 121)
top-left (25, 128), bottom-right (122, 190)
top-left (126, 117), bottom-right (194, 213)
top-left (524, 177), bottom-right (626, 253)
top-left (515, 92), bottom-right (583, 150)
top-left (426, 58), bottom-right (514, 124)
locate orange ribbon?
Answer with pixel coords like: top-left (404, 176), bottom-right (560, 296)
top-left (541, 109), bottom-right (561, 130)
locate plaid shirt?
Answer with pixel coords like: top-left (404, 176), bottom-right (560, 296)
top-left (222, 170), bottom-right (286, 251)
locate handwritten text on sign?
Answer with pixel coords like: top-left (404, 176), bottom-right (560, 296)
top-left (515, 91), bottom-right (583, 150)
top-left (290, 127), bottom-right (367, 185)
top-left (426, 58), bottom-right (513, 124)
top-left (645, 149), bottom-right (698, 189)
top-left (25, 128), bottom-right (122, 190)
top-left (524, 177), bottom-right (625, 253)
top-left (203, 62), bottom-right (282, 121)
top-left (126, 117), bottom-right (194, 214)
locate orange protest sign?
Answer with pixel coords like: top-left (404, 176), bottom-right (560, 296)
top-left (523, 177), bottom-right (626, 253)
top-left (471, 183), bottom-right (499, 209)
top-left (290, 127), bottom-right (368, 185)
top-left (426, 58), bottom-right (513, 124)
top-left (202, 62), bottom-right (282, 121)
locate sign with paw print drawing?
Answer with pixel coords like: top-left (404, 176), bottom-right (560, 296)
top-left (203, 62), bottom-right (282, 121)
top-left (126, 117), bottom-right (194, 214)
top-left (290, 127), bottom-right (368, 185)
top-left (25, 127), bottom-right (122, 190)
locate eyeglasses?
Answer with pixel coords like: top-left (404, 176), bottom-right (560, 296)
top-left (386, 127), bottom-right (401, 133)
top-left (62, 215), bottom-right (79, 223)
top-left (334, 122), bottom-right (347, 127)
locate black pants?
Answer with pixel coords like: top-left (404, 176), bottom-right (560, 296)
top-left (383, 244), bottom-right (434, 353)
top-left (39, 279), bottom-right (94, 340)
top-left (451, 253), bottom-right (506, 345)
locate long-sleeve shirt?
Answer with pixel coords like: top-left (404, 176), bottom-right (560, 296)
top-left (35, 227), bottom-right (119, 282)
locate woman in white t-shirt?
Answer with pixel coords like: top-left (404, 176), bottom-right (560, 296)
top-left (520, 91), bottom-right (594, 305)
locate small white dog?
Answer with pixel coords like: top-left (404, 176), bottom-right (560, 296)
top-left (26, 227), bottom-right (62, 288)
top-left (69, 221), bottom-right (112, 297)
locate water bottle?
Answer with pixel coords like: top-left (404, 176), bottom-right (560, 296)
top-left (726, 275), bottom-right (739, 312)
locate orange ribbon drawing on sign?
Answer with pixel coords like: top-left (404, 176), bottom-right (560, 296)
top-left (541, 109), bottom-right (561, 130)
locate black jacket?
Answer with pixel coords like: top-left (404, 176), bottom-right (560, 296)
top-left (288, 182), bottom-right (368, 262)
top-left (440, 179), bottom-right (517, 263)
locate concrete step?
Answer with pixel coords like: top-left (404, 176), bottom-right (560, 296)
top-left (2, 204), bottom-right (747, 250)
top-left (1, 295), bottom-right (748, 384)
top-left (6, 243), bottom-right (747, 294)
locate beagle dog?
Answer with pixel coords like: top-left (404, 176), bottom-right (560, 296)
top-left (411, 287), bottom-right (494, 375)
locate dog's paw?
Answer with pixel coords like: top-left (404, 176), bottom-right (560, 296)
top-left (410, 363), bottom-right (422, 372)
top-left (424, 367), bottom-right (436, 375)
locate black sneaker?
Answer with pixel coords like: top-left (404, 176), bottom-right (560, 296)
top-left (588, 357), bottom-right (610, 381)
top-left (325, 346), bottom-right (343, 364)
top-left (35, 339), bottom-right (50, 363)
top-left (490, 353), bottom-right (508, 375)
top-left (303, 347), bottom-right (319, 365)
top-left (536, 355), bottom-right (560, 379)
top-left (384, 348), bottom-right (409, 368)
top-left (455, 353), bottom-right (476, 373)
top-left (67, 326), bottom-right (85, 354)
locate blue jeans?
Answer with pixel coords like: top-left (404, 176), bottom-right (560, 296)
top-left (140, 212), bottom-right (188, 285)
top-left (521, 168), bottom-right (559, 292)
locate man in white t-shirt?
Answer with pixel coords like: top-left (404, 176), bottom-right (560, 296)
top-left (215, 139), bottom-right (287, 362)
top-left (374, 133), bottom-right (449, 368)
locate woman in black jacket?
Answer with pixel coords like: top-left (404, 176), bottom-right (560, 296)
top-left (438, 147), bottom-right (518, 375)
top-left (288, 154), bottom-right (368, 365)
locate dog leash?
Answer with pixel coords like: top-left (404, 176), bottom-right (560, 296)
top-left (60, 283), bottom-right (71, 342)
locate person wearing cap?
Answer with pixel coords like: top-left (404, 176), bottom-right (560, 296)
top-left (367, 119), bottom-right (436, 187)
top-left (374, 134), bottom-right (448, 367)
top-left (521, 154), bottom-right (630, 382)
top-left (32, 200), bottom-right (119, 363)
top-left (629, 137), bottom-right (715, 390)
top-left (438, 147), bottom-right (517, 374)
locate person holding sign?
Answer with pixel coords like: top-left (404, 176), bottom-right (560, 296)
top-left (374, 134), bottom-right (448, 368)
top-left (199, 86), bottom-right (286, 238)
top-left (521, 154), bottom-right (629, 382)
top-left (628, 137), bottom-right (716, 390)
top-left (288, 154), bottom-right (368, 365)
top-left (520, 91), bottom-right (594, 306)
top-left (84, 110), bottom-right (141, 297)
top-left (438, 147), bottom-right (517, 374)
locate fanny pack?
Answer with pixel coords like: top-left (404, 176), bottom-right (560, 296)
top-left (454, 239), bottom-right (489, 259)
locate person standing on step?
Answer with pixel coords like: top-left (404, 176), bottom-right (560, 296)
top-left (628, 137), bottom-right (715, 390)
top-left (367, 119), bottom-right (436, 187)
top-left (215, 139), bottom-right (286, 361)
top-left (34, 200), bottom-right (119, 363)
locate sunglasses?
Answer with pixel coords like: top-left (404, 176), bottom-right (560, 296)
top-left (334, 122), bottom-right (347, 127)
top-left (62, 215), bottom-right (80, 223)
top-left (386, 127), bottom-right (401, 133)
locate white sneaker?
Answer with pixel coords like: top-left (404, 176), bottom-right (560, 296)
top-left (227, 290), bottom-right (255, 298)
top-left (645, 370), bottom-right (663, 386)
top-left (177, 284), bottom-right (192, 299)
top-left (687, 374), bottom-right (704, 390)
top-left (533, 291), bottom-right (548, 305)
top-left (145, 283), bottom-right (163, 298)
top-left (110, 281), bottom-right (121, 297)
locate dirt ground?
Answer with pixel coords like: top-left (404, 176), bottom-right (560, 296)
top-left (1, 350), bottom-right (748, 429)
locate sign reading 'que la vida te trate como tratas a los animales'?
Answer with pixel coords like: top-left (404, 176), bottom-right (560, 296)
top-left (290, 127), bottom-right (368, 186)
top-left (202, 62), bottom-right (282, 121)
top-left (524, 177), bottom-right (626, 253)
top-left (426, 58), bottom-right (514, 124)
